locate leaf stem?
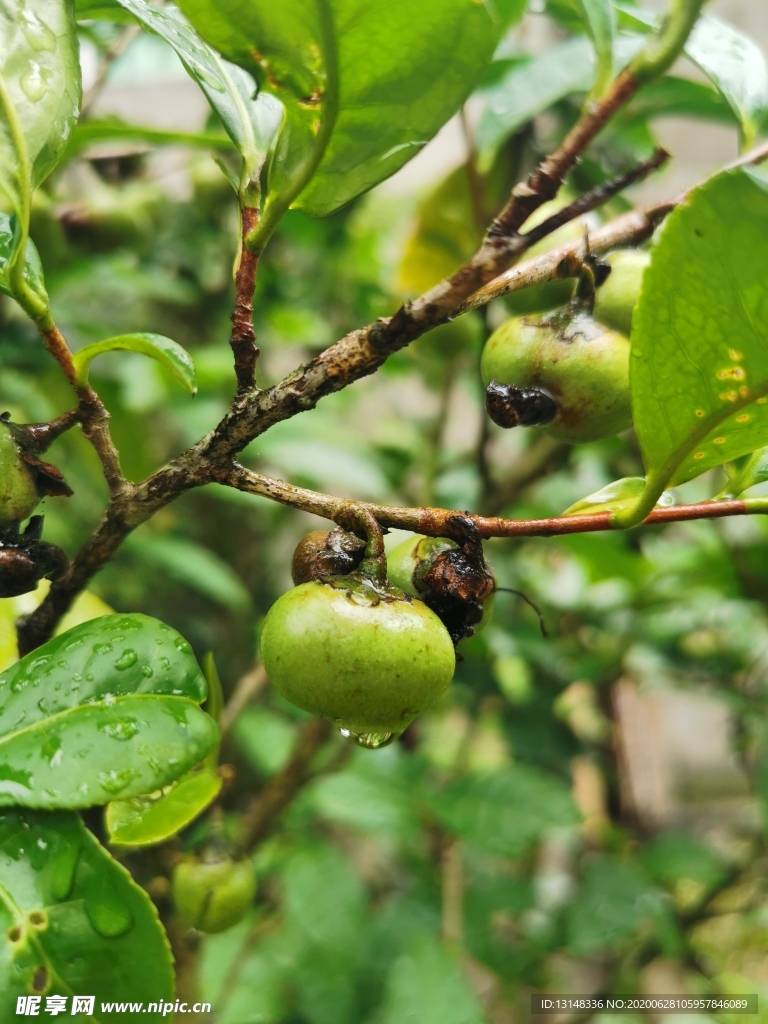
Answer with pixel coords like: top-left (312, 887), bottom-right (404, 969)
top-left (244, 0), bottom-right (340, 256)
top-left (629, 0), bottom-right (707, 85)
top-left (0, 71), bottom-right (50, 326)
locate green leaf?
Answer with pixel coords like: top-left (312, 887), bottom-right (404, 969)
top-left (106, 767), bottom-right (222, 847)
top-left (0, 809), bottom-right (173, 1019)
top-left (575, 0), bottom-right (616, 96)
top-left (0, 0), bottom-right (82, 190)
top-left (178, 0), bottom-right (523, 217)
top-left (643, 831), bottom-right (727, 889)
top-left (567, 856), bottom-right (662, 955)
top-left (563, 477), bottom-right (675, 516)
top-left (114, 0), bottom-right (282, 188)
top-left (431, 764), bottom-right (580, 857)
top-left (126, 534), bottom-right (252, 611)
top-left (0, 211), bottom-right (47, 305)
top-left (66, 117), bottom-right (231, 158)
top-left (379, 932), bottom-right (486, 1024)
top-left (76, 0), bottom-right (136, 21)
top-left (72, 333), bottom-right (198, 394)
top-left (720, 446), bottom-right (768, 497)
top-left (617, 5), bottom-right (768, 147)
top-left (0, 614), bottom-right (219, 809)
top-left (630, 170), bottom-right (768, 493)
top-left (476, 35), bottom-right (642, 162)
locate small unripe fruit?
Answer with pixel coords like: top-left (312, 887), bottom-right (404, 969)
top-left (592, 250), bottom-right (650, 336)
top-left (481, 309), bottom-right (631, 444)
top-left (260, 577), bottom-right (455, 747)
top-left (171, 854), bottom-right (256, 934)
top-left (0, 422), bottom-right (39, 527)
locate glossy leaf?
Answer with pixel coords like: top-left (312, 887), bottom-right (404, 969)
top-left (430, 764), bottom-right (580, 857)
top-left (0, 0), bottom-right (81, 190)
top-left (114, 0), bottom-right (282, 186)
top-left (67, 117), bottom-right (230, 158)
top-left (721, 446), bottom-right (768, 497)
top-left (106, 768), bottom-right (222, 846)
top-left (0, 211), bottom-right (47, 305)
top-left (476, 35), bottom-right (642, 161)
top-left (563, 477), bottom-right (675, 516)
top-left (0, 809), bottom-right (173, 1017)
top-left (72, 333), bottom-right (198, 394)
top-left (575, 0), bottom-right (616, 95)
top-left (178, 0), bottom-right (524, 217)
top-left (0, 614), bottom-right (219, 809)
top-left (617, 5), bottom-right (768, 147)
top-left (630, 170), bottom-right (768, 489)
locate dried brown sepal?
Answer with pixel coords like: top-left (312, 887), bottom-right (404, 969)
top-left (291, 527), bottom-right (366, 585)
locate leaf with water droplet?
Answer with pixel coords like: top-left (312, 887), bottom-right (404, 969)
top-left (0, 0), bottom-right (81, 190)
top-left (0, 808), bottom-right (173, 1007)
top-left (113, 0), bottom-right (281, 188)
top-left (0, 615), bottom-right (218, 810)
top-left (106, 767), bottom-right (222, 847)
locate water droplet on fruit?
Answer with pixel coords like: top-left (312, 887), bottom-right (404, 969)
top-left (114, 649), bottom-right (137, 670)
top-left (339, 728), bottom-right (397, 749)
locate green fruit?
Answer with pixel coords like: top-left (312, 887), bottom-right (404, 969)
top-left (592, 250), bottom-right (650, 336)
top-left (260, 577), bottom-right (456, 747)
top-left (0, 422), bottom-right (39, 527)
top-left (172, 855), bottom-right (256, 934)
top-left (481, 309), bottom-right (631, 444)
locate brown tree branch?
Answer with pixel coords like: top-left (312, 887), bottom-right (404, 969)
top-left (229, 206), bottom-right (260, 393)
top-left (237, 718), bottom-right (334, 852)
top-left (223, 464), bottom-right (763, 540)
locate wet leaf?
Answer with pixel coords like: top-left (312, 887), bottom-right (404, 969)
top-left (178, 0), bottom-right (524, 217)
top-left (0, 0), bottom-right (81, 190)
top-left (617, 5), bottom-right (768, 147)
top-left (0, 614), bottom-right (218, 809)
top-left (106, 768), bottom-right (222, 846)
top-left (114, 0), bottom-right (282, 186)
top-left (0, 809), bottom-right (172, 1019)
top-left (72, 333), bottom-right (197, 394)
top-left (631, 170), bottom-right (768, 488)
top-left (0, 211), bottom-right (47, 305)
top-left (563, 477), bottom-right (675, 516)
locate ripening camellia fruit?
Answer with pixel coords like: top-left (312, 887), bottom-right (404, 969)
top-left (592, 249), bottom-right (651, 337)
top-left (172, 854), bottom-right (256, 934)
top-left (481, 308), bottom-right (631, 444)
top-left (260, 575), bottom-right (456, 748)
top-left (0, 421), bottom-right (40, 527)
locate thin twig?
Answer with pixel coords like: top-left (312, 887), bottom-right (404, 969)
top-left (80, 23), bottom-right (142, 117)
top-left (224, 464), bottom-right (765, 540)
top-left (220, 664), bottom-right (268, 735)
top-left (237, 718), bottom-right (334, 852)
